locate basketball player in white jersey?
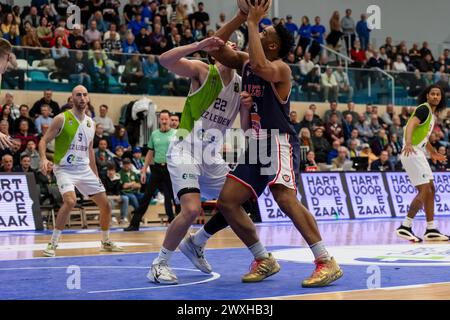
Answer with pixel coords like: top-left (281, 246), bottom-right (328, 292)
top-left (39, 85), bottom-right (124, 257)
top-left (148, 37), bottom-right (253, 284)
top-left (0, 38), bottom-right (13, 150)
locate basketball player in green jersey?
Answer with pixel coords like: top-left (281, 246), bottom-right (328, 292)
top-left (397, 85), bottom-right (449, 242)
top-left (148, 37), bottom-right (253, 284)
top-left (0, 38), bottom-right (13, 149)
top-left (39, 85), bottom-right (124, 256)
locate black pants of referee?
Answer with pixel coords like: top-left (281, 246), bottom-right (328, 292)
top-left (129, 163), bottom-right (179, 227)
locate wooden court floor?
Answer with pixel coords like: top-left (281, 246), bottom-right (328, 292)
top-left (1, 219), bottom-right (450, 300)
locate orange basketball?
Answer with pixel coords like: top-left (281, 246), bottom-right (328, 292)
top-left (237, 0), bottom-right (272, 15)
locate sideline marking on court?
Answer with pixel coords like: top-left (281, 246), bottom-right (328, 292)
top-left (252, 281), bottom-right (450, 300)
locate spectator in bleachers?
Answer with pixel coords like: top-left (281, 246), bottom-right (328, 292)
top-left (399, 106), bottom-right (410, 127)
top-left (128, 13), bottom-right (147, 37)
top-left (309, 16), bottom-right (326, 59)
top-left (333, 65), bottom-right (353, 102)
top-left (110, 125), bottom-right (131, 153)
top-left (2, 92), bottom-right (20, 120)
top-left (135, 26), bottom-right (151, 54)
top-left (389, 115), bottom-right (404, 141)
top-left (355, 113), bottom-right (374, 143)
top-left (341, 9), bottom-right (356, 53)
top-left (351, 39), bottom-right (367, 90)
top-left (321, 67), bottom-right (339, 102)
top-left (327, 139), bottom-right (341, 165)
top-left (0, 97), bottom-right (13, 124)
top-left (30, 89), bottom-right (60, 118)
top-left (297, 16), bottom-right (312, 54)
top-left (68, 49), bottom-right (91, 89)
top-left (122, 32), bottom-right (139, 55)
top-left (143, 54), bottom-right (161, 92)
top-left (41, 4), bottom-right (57, 26)
top-left (2, 51), bottom-right (25, 90)
top-left (51, 35), bottom-right (71, 79)
top-left (23, 6), bottom-right (40, 28)
top-left (389, 133), bottom-right (402, 158)
top-left (326, 112), bottom-right (344, 145)
top-left (113, 145), bottom-right (125, 170)
top-left (299, 52), bottom-right (314, 78)
top-left (14, 119), bottom-right (38, 153)
top-left (93, 123), bottom-right (109, 149)
top-left (347, 129), bottom-right (362, 148)
top-left (430, 146), bottom-right (449, 172)
top-left (192, 2), bottom-right (210, 33)
top-left (317, 54), bottom-right (329, 73)
top-left (359, 143), bottom-right (377, 166)
top-left (88, 50), bottom-right (111, 93)
top-left (368, 113), bottom-right (382, 136)
top-left (0, 120), bottom-right (9, 137)
top-left (381, 104), bottom-right (395, 127)
top-left (36, 16), bottom-right (52, 47)
top-left (326, 11), bottom-right (342, 51)
top-left (342, 113), bottom-right (354, 142)
top-left (102, 162), bottom-right (130, 224)
top-left (49, 26), bottom-right (70, 48)
top-left (12, 5), bottom-right (22, 27)
top-left (299, 127), bottom-right (314, 152)
top-left (311, 127), bottom-right (329, 164)
top-left (34, 104), bottom-right (53, 135)
top-left (96, 138), bottom-right (114, 178)
top-left (14, 104), bottom-right (37, 134)
top-left (123, 0), bottom-right (139, 24)
top-left (407, 69), bottom-right (427, 97)
top-left (122, 53), bottom-right (145, 93)
top-left (0, 154), bottom-right (14, 172)
top-left (68, 24), bottom-right (85, 49)
top-left (299, 109), bottom-right (321, 133)
top-left (284, 15), bottom-right (298, 39)
top-left (216, 12), bottom-right (226, 30)
top-left (429, 132), bottom-right (443, 151)
top-left (93, 105), bottom-right (114, 136)
top-left (3, 24), bottom-right (21, 46)
top-left (342, 102), bottom-right (358, 125)
top-left (84, 20), bottom-right (102, 45)
top-left (370, 128), bottom-right (388, 156)
top-left (331, 146), bottom-right (352, 171)
top-left (348, 138), bottom-right (360, 157)
top-left (119, 157), bottom-right (143, 210)
top-left (88, 10), bottom-right (107, 33)
top-left (370, 150), bottom-right (393, 172)
top-left (192, 21), bottom-right (206, 42)
top-left (420, 41), bottom-right (434, 59)
top-left (0, 138), bottom-right (21, 167)
top-left (20, 140), bottom-right (39, 171)
top-left (356, 13), bottom-right (370, 51)
top-left (434, 65), bottom-right (447, 83)
top-left (289, 110), bottom-right (301, 134)
top-left (131, 146), bottom-right (145, 172)
top-left (35, 158), bottom-right (57, 204)
top-left (302, 67), bottom-right (321, 101)
top-left (22, 22), bottom-right (43, 59)
top-left (181, 28), bottom-right (195, 46)
top-left (323, 101), bottom-right (343, 124)
top-left (436, 74), bottom-right (450, 100)
top-left (301, 150), bottom-right (319, 172)
top-left (418, 53), bottom-right (434, 73)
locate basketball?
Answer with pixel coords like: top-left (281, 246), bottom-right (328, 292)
top-left (237, 0), bottom-right (272, 15)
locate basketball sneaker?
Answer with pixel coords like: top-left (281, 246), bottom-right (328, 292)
top-left (179, 234), bottom-right (212, 274)
top-left (147, 261), bottom-right (178, 285)
top-left (424, 229), bottom-right (450, 241)
top-left (100, 241), bottom-right (124, 252)
top-left (241, 253), bottom-right (280, 283)
top-left (396, 225), bottom-right (423, 242)
top-left (43, 243), bottom-right (57, 257)
top-left (302, 257), bottom-right (343, 288)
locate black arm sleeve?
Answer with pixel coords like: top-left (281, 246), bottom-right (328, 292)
top-left (414, 105), bottom-right (430, 124)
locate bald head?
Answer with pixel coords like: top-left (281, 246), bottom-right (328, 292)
top-left (72, 85), bottom-right (89, 111)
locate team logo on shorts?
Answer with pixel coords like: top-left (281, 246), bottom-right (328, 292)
top-left (283, 175), bottom-right (291, 182)
top-left (66, 154), bottom-right (75, 164)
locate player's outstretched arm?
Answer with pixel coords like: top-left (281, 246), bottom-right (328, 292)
top-left (39, 114), bottom-right (63, 173)
top-left (209, 11), bottom-right (249, 70)
top-left (159, 37), bottom-right (224, 78)
top-left (246, 1), bottom-right (290, 84)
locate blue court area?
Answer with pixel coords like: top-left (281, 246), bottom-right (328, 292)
top-left (1, 246), bottom-right (449, 300)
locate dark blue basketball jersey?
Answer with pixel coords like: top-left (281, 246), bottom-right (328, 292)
top-left (242, 61), bottom-right (297, 138)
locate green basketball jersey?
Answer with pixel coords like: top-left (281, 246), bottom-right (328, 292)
top-left (404, 103), bottom-right (435, 151)
top-left (54, 111), bottom-right (95, 166)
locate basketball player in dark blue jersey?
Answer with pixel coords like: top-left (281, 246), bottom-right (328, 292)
top-left (180, 2), bottom-right (343, 288)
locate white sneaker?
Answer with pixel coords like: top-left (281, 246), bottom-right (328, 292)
top-left (156, 192), bottom-right (165, 204)
top-left (147, 260), bottom-right (178, 285)
top-left (112, 217), bottom-right (118, 224)
top-left (43, 243), bottom-right (57, 257)
top-left (179, 234), bottom-right (212, 274)
top-left (100, 240), bottom-right (124, 252)
top-left (123, 217), bottom-right (129, 224)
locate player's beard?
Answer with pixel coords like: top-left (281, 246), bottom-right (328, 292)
top-left (74, 102), bottom-right (87, 113)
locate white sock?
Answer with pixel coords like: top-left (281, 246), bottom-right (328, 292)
top-left (402, 217), bottom-right (413, 228)
top-left (102, 230), bottom-right (110, 242)
top-left (310, 241), bottom-right (331, 261)
top-left (153, 246), bottom-right (174, 264)
top-left (191, 228), bottom-right (211, 247)
top-left (249, 241), bottom-right (269, 260)
top-left (50, 229), bottom-right (62, 246)
top-left (427, 220), bottom-right (435, 230)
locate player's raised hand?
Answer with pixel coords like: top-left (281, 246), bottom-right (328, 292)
top-left (240, 91), bottom-right (253, 110)
top-left (0, 132), bottom-right (12, 149)
top-left (198, 36), bottom-right (225, 52)
top-left (247, 0), bottom-right (271, 24)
